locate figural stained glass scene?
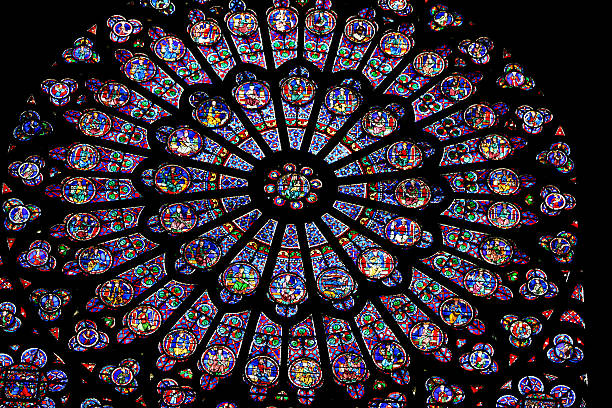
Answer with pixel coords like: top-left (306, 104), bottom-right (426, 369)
top-left (0, 0), bottom-right (587, 408)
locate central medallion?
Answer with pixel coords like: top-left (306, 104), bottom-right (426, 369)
top-left (250, 152), bottom-right (336, 221)
top-left (265, 163), bottom-right (322, 209)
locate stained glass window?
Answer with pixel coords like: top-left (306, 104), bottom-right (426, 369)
top-left (0, 1), bottom-right (591, 407)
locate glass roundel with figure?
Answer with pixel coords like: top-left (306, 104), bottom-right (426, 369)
top-left (0, 1), bottom-right (585, 408)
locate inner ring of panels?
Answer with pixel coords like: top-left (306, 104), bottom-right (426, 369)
top-left (0, 0), bottom-right (583, 407)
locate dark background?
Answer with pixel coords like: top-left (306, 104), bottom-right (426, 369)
top-left (0, 0), bottom-right (602, 404)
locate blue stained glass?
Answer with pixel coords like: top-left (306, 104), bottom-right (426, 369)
top-left (1, 1), bottom-right (585, 408)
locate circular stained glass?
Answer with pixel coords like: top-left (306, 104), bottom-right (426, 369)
top-left (161, 329), bottom-right (197, 359)
top-left (325, 86), bottom-right (360, 115)
top-left (464, 104), bottom-right (496, 129)
top-left (372, 341), bottom-right (407, 372)
top-left (190, 20), bottom-right (222, 45)
top-left (111, 366), bottom-right (133, 386)
top-left (332, 353), bottom-right (368, 384)
top-left (463, 268), bottom-right (498, 297)
top-left (244, 356), bottom-right (279, 386)
top-left (280, 76), bottom-right (316, 105)
top-left (66, 213), bottom-right (101, 241)
top-left (96, 279), bottom-right (134, 308)
top-left (17, 161), bottom-right (40, 180)
top-left (7, 204), bottom-right (30, 225)
top-left (487, 202), bottom-right (521, 228)
top-left (344, 18), bottom-right (376, 44)
top-left (487, 168), bottom-right (520, 195)
top-left (234, 81), bottom-right (270, 109)
top-left (379, 32), bottom-right (411, 57)
top-left (316, 268), bottom-right (354, 300)
top-left (269, 273), bottom-right (307, 305)
top-left (543, 191), bottom-right (566, 211)
top-left (264, 162), bottom-right (322, 210)
top-left (76, 327), bottom-right (100, 348)
top-left (440, 75), bottom-right (473, 101)
top-left (67, 144), bottom-right (100, 170)
top-left (97, 81), bottom-right (130, 107)
top-left (153, 36), bottom-right (186, 61)
top-left (167, 128), bottom-right (203, 157)
top-left (40, 293), bottom-right (62, 313)
top-left (439, 298), bottom-right (474, 328)
top-left (123, 56), bottom-right (157, 82)
top-left (200, 345), bottom-right (236, 376)
top-left (51, 82), bottom-right (70, 98)
top-left (112, 19), bottom-right (135, 37)
top-left (78, 110), bottom-right (112, 136)
top-left (385, 217), bottom-right (422, 246)
top-left (160, 203), bottom-right (197, 233)
top-left (126, 305), bottom-right (163, 335)
top-left (62, 177), bottom-right (96, 204)
top-left (221, 263), bottom-right (260, 295)
top-left (2, 2), bottom-right (583, 408)
top-left (395, 178), bottom-right (431, 208)
top-left (195, 98), bottom-right (232, 128)
top-left (480, 237), bottom-right (514, 265)
top-left (358, 248), bottom-right (395, 279)
top-left (509, 320), bottom-right (532, 340)
top-left (267, 7), bottom-right (299, 33)
top-left (227, 11), bottom-right (259, 37)
top-left (154, 165), bottom-right (191, 194)
top-left (469, 349), bottom-right (492, 370)
top-left (413, 52), bottom-right (446, 77)
top-left (78, 246), bottom-right (113, 274)
top-left (362, 109), bottom-right (397, 137)
top-left (27, 247), bottom-right (49, 267)
top-left (288, 357), bottom-right (323, 388)
top-left (305, 9), bottom-right (336, 35)
top-left (479, 134), bottom-right (512, 160)
top-left (387, 141), bottom-right (423, 169)
top-left (182, 238), bottom-right (221, 269)
top-left (432, 385), bottom-right (454, 403)
top-left (278, 173), bottom-right (310, 200)
top-left (409, 321), bottom-right (444, 352)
